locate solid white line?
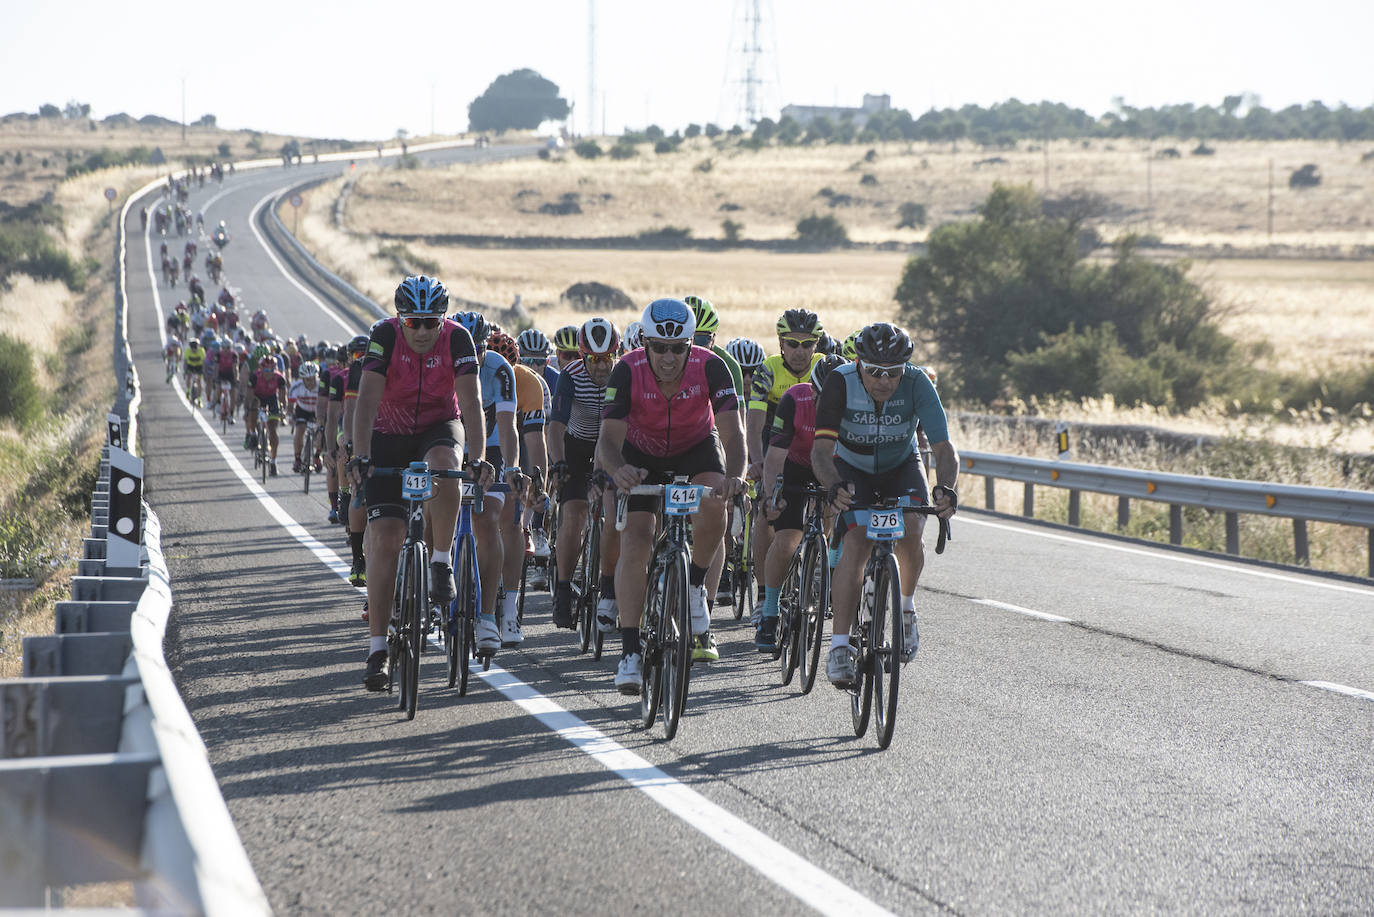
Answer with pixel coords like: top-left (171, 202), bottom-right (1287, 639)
top-left (1299, 681), bottom-right (1374, 702)
top-left (136, 209), bottom-right (895, 915)
top-left (479, 665), bottom-right (896, 917)
top-left (246, 189), bottom-right (359, 338)
top-left (971, 598), bottom-right (1073, 623)
top-left (960, 517), bottom-right (1374, 598)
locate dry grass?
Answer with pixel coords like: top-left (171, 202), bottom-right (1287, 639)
top-left (341, 138), bottom-right (1374, 249)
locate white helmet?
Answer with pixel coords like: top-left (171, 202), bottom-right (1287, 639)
top-left (623, 321), bottom-right (644, 350)
top-left (299, 361), bottom-right (319, 380)
top-left (726, 337), bottom-right (766, 371)
top-left (640, 298), bottom-right (694, 342)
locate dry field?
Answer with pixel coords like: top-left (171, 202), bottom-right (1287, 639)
top-left (343, 138), bottom-right (1374, 249)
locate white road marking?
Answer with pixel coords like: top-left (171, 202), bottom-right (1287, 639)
top-left (136, 194), bottom-right (898, 917)
top-left (961, 517), bottom-right (1374, 598)
top-left (246, 189), bottom-right (357, 337)
top-left (971, 598), bottom-right (1073, 623)
top-left (1300, 681), bottom-right (1374, 702)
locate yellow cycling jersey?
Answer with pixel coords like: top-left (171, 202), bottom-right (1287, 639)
top-left (747, 352), bottom-right (822, 412)
top-left (184, 349), bottom-right (205, 370)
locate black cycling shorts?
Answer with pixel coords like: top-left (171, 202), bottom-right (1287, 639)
top-left (217, 368), bottom-right (236, 384)
top-left (622, 433), bottom-right (725, 514)
top-left (835, 452), bottom-right (930, 536)
top-left (559, 435), bottom-right (598, 503)
top-left (365, 419), bottom-right (463, 521)
top-left (293, 406), bottom-right (317, 425)
top-left (770, 459), bottom-right (818, 532)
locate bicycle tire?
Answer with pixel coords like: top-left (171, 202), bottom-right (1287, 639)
top-left (850, 580), bottom-right (873, 738)
top-left (731, 509), bottom-right (749, 621)
top-left (871, 554), bottom-right (902, 748)
top-left (661, 550), bottom-right (691, 739)
top-left (403, 542), bottom-right (425, 720)
top-left (578, 512), bottom-right (599, 654)
top-left (777, 553), bottom-right (800, 685)
top-left (798, 532), bottom-right (829, 695)
top-left (639, 559), bottom-right (663, 729)
top-left (517, 552), bottom-right (529, 626)
top-left (454, 534), bottom-right (476, 694)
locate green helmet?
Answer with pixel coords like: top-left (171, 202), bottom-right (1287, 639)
top-left (683, 294), bottom-right (719, 335)
top-left (842, 329), bottom-right (861, 361)
top-left (251, 344), bottom-right (270, 364)
top-left (553, 325), bottom-right (580, 352)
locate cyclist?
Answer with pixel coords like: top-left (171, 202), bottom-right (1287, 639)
top-left (250, 354), bottom-right (287, 475)
top-left (324, 340), bottom-right (360, 525)
top-left (241, 344), bottom-right (266, 450)
top-left (726, 337), bottom-right (765, 400)
top-left (183, 338), bottom-right (205, 404)
top-left (757, 353), bottom-right (846, 650)
top-left (517, 327), bottom-right (559, 557)
top-left (213, 334), bottom-right (237, 422)
top-left (811, 322), bottom-right (958, 688)
top-left (454, 310), bottom-right (524, 654)
top-left (552, 325), bottom-right (581, 371)
top-left (623, 320), bottom-right (644, 353)
top-left (289, 361), bottom-right (323, 473)
top-left (333, 336), bottom-right (372, 584)
top-left (163, 336), bottom-right (182, 383)
top-left (747, 309), bottom-right (825, 614)
top-left (598, 298), bottom-right (747, 694)
top-left (548, 317), bottom-right (621, 632)
top-left (683, 295), bottom-right (744, 608)
top-left (349, 277), bottom-right (492, 691)
top-left (488, 328), bottom-right (550, 646)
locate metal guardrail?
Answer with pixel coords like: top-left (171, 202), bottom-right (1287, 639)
top-left (961, 450), bottom-right (1374, 576)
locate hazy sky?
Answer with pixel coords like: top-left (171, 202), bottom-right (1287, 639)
top-left (4, 0), bottom-right (1371, 141)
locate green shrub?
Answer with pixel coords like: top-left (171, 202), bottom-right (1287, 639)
top-left (0, 334), bottom-right (44, 429)
top-left (609, 142), bottom-right (636, 160)
top-left (795, 213), bottom-right (849, 247)
top-left (897, 202), bottom-right (927, 229)
top-left (721, 219), bottom-right (743, 242)
top-left (574, 140), bottom-right (602, 159)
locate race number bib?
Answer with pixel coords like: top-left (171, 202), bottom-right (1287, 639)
top-left (866, 508), bottom-right (904, 541)
top-left (460, 480), bottom-right (476, 500)
top-left (665, 484), bottom-right (702, 515)
top-left (402, 470), bottom-right (432, 501)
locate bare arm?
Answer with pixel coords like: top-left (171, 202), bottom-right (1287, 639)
top-left (746, 407), bottom-right (767, 467)
top-left (547, 421), bottom-right (567, 464)
top-left (351, 371), bottom-right (384, 458)
top-left (455, 374), bottom-right (484, 463)
top-left (715, 408), bottom-right (746, 482)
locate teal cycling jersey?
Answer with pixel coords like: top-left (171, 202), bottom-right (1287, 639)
top-left (813, 363), bottom-right (948, 473)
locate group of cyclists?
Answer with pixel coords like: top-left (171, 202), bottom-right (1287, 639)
top-left (323, 275), bottom-right (958, 704)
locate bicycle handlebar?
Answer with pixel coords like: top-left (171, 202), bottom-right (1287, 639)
top-left (847, 497), bottom-right (952, 555)
top-left (614, 482), bottom-right (718, 531)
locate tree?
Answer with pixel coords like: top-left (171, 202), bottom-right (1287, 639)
top-left (38, 103), bottom-right (60, 118)
top-left (752, 117), bottom-right (776, 143)
top-left (468, 69), bottom-right (570, 132)
top-left (684, 123), bottom-right (701, 139)
top-left (704, 123), bottom-right (722, 138)
top-left (63, 100), bottom-right (90, 120)
top-left (644, 124), bottom-right (665, 141)
top-left (194, 114), bottom-right (217, 127)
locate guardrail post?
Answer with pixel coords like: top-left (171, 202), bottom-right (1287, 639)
top-left (1225, 512), bottom-right (1240, 555)
top-left (1068, 490), bottom-right (1081, 527)
top-left (1369, 529), bottom-right (1373, 579)
top-left (1117, 496), bottom-right (1130, 530)
top-left (1023, 482), bottom-right (1034, 518)
top-left (1292, 519), bottom-right (1309, 566)
top-left (1169, 505), bottom-right (1183, 545)
top-left (984, 476), bottom-right (996, 512)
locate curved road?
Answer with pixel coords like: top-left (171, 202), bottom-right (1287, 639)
top-left (124, 148), bottom-right (1374, 915)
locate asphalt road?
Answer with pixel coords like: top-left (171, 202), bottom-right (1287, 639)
top-left (126, 147), bottom-right (1374, 916)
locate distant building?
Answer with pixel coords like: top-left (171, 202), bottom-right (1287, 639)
top-left (780, 93), bottom-right (891, 127)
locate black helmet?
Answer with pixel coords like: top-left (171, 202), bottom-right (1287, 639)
top-left (854, 322), bottom-right (913, 365)
top-left (776, 308), bottom-right (823, 338)
top-left (810, 353), bottom-right (847, 391)
top-left (348, 334), bottom-right (370, 356)
top-left (816, 332), bottom-right (842, 356)
top-left (335, 344), bottom-right (349, 363)
top-left (394, 275), bottom-right (449, 315)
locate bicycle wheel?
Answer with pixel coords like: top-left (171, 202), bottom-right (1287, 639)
top-left (777, 554), bottom-right (800, 685)
top-left (849, 584), bottom-right (873, 738)
top-left (517, 551), bottom-right (529, 625)
top-left (402, 542), bottom-right (426, 720)
top-left (731, 512), bottom-right (749, 621)
top-left (798, 533), bottom-right (829, 695)
top-left (453, 534), bottom-right (476, 694)
top-left (660, 551), bottom-right (691, 739)
top-left (577, 514), bottom-right (598, 654)
top-left (871, 554), bottom-right (902, 749)
top-left (639, 560), bottom-right (664, 729)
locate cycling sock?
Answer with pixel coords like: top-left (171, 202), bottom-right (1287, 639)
top-left (599, 575), bottom-right (615, 599)
top-left (621, 627), bottom-right (641, 657)
top-left (369, 636), bottom-right (386, 655)
top-left (350, 532), bottom-right (364, 566)
top-left (432, 549), bottom-right (452, 567)
top-left (830, 634), bottom-right (850, 651)
top-left (689, 563), bottom-right (708, 587)
top-left (329, 491), bottom-right (339, 513)
top-left (902, 594), bottom-right (916, 613)
top-left (828, 545), bottom-right (843, 569)
top-left (762, 585), bottom-right (780, 619)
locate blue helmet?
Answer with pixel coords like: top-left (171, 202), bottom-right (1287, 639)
top-left (454, 310), bottom-right (489, 348)
top-left (394, 275), bottom-right (448, 315)
top-left (641, 298), bottom-right (694, 342)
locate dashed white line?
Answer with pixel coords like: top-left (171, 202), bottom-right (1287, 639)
top-left (971, 598), bottom-right (1073, 623)
top-left (1300, 681), bottom-right (1374, 702)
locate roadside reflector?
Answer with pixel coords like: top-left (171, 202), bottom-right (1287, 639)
top-left (1146, 481), bottom-right (1157, 494)
top-left (1266, 494), bottom-right (1277, 508)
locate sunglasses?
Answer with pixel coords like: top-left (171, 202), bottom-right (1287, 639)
top-left (782, 338), bottom-right (818, 350)
top-left (862, 363), bottom-right (905, 379)
top-left (521, 357), bottom-right (548, 367)
top-left (648, 342), bottom-right (689, 355)
top-left (583, 352), bottom-right (615, 366)
top-left (401, 315), bottom-right (442, 329)
top-left (693, 332), bottom-right (713, 345)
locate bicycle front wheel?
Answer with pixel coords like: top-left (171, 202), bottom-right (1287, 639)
top-left (850, 585), bottom-right (873, 738)
top-left (453, 534), bottom-right (477, 694)
top-left (871, 554), bottom-right (902, 749)
top-left (798, 532), bottom-right (829, 695)
top-left (402, 542), bottom-right (426, 720)
top-left (661, 551), bottom-right (692, 739)
top-left (639, 560), bottom-right (664, 729)
top-left (777, 553), bottom-right (801, 685)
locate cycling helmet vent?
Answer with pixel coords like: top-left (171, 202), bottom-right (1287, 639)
top-left (642, 298), bottom-right (694, 342)
top-left (394, 275), bottom-right (449, 315)
top-left (579, 317), bottom-right (620, 356)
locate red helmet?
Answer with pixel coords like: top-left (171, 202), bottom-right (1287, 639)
top-left (259, 355), bottom-right (276, 370)
top-left (487, 330), bottom-right (518, 365)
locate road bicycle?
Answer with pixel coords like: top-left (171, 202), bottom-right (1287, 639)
top-left (727, 480), bottom-right (758, 622)
top-left (184, 369), bottom-right (203, 407)
top-left (571, 488), bottom-right (606, 657)
top-left (447, 475), bottom-right (485, 693)
top-left (300, 419), bottom-right (323, 494)
top-left (369, 463), bottom-right (472, 720)
top-left (845, 489), bottom-right (951, 750)
top-left (253, 407), bottom-right (270, 484)
top-left (771, 480), bottom-right (830, 694)
top-left (217, 380), bottom-right (233, 434)
top-left (617, 477), bottom-right (714, 740)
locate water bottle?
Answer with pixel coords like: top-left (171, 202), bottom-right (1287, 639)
top-left (860, 576), bottom-right (874, 623)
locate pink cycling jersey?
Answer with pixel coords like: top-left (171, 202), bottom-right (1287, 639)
top-left (604, 345), bottom-right (737, 457)
top-left (363, 317), bottom-right (478, 436)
